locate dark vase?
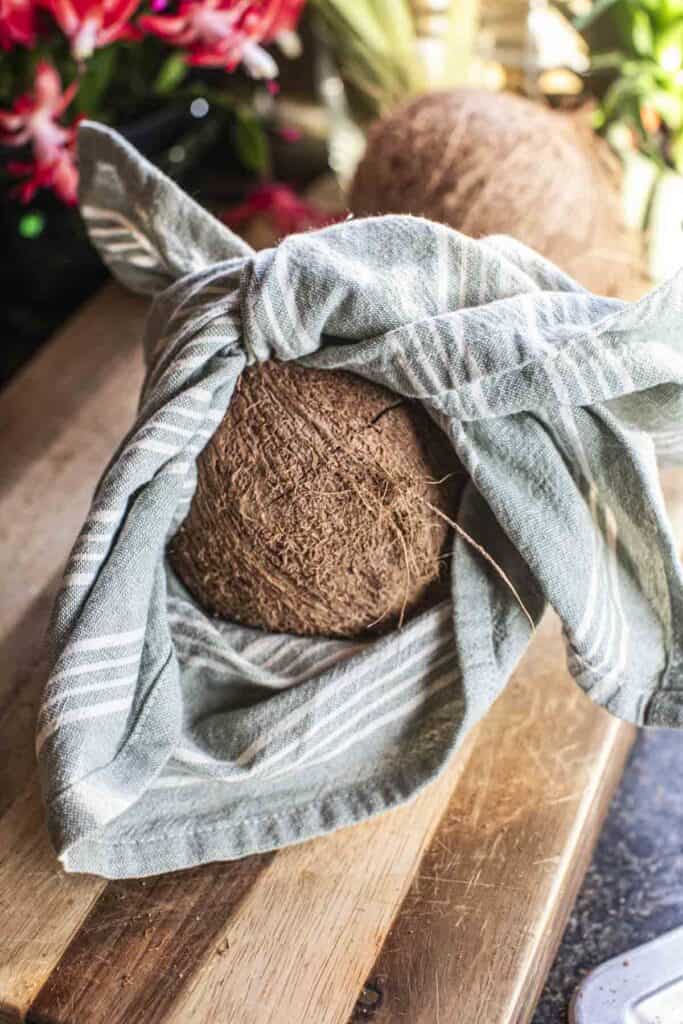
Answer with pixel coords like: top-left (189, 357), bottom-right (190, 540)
top-left (0, 95), bottom-right (332, 387)
top-left (0, 104), bottom-right (194, 387)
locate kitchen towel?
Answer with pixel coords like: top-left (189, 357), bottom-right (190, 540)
top-left (37, 122), bottom-right (683, 878)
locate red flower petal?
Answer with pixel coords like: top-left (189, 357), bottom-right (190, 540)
top-left (138, 11), bottom-right (191, 39)
top-left (221, 182), bottom-right (342, 237)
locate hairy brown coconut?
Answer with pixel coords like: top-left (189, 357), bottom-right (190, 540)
top-left (350, 89), bottom-right (647, 298)
top-left (168, 362), bottom-right (464, 639)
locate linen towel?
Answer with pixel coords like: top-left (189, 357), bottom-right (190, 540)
top-left (37, 121), bottom-right (683, 878)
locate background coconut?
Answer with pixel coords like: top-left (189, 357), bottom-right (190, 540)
top-left (169, 361), bottom-right (464, 639)
top-left (350, 89), bottom-right (648, 299)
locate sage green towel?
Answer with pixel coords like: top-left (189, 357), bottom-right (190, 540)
top-left (37, 122), bottom-right (683, 878)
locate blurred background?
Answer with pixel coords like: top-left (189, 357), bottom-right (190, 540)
top-left (2, 0), bottom-right (683, 385)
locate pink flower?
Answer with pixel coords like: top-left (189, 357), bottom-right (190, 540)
top-left (43, 0), bottom-right (142, 59)
top-left (0, 61), bottom-right (76, 160)
top-left (0, 62), bottom-right (79, 203)
top-left (8, 144), bottom-right (79, 203)
top-left (139, 0), bottom-right (305, 79)
top-left (277, 125), bottom-right (302, 142)
top-left (0, 0), bottom-right (38, 48)
top-left (221, 182), bottom-right (342, 237)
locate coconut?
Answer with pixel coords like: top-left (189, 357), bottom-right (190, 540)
top-left (350, 89), bottom-right (647, 298)
top-left (168, 361), bottom-right (464, 639)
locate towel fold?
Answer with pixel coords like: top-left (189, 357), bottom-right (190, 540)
top-left (37, 122), bottom-right (683, 879)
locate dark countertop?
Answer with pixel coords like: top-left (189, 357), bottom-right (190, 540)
top-left (533, 729), bottom-right (683, 1022)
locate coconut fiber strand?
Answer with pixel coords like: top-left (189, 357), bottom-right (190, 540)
top-left (169, 362), bottom-right (462, 638)
top-left (38, 122), bottom-right (683, 880)
top-left (351, 89), bottom-right (647, 297)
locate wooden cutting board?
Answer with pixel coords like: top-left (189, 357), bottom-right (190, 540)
top-left (0, 284), bottom-right (637, 1024)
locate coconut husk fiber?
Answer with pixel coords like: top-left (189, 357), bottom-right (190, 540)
top-left (350, 89), bottom-right (649, 299)
top-left (168, 361), bottom-right (465, 639)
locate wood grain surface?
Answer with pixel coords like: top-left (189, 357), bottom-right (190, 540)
top-left (356, 617), bottom-right (634, 1024)
top-left (0, 284), bottom-right (145, 1022)
top-left (27, 854), bottom-right (275, 1024)
top-left (0, 284), bottom-right (638, 1024)
top-left (0, 283), bottom-right (145, 819)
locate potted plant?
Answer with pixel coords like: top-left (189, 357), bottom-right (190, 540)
top-left (578, 0), bottom-right (683, 279)
top-left (0, 0), bottom-right (331, 381)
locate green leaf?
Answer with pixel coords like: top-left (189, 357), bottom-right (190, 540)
top-left (637, 0), bottom-right (662, 15)
top-left (313, 0), bottom-right (394, 58)
top-left (312, 0), bottom-right (420, 106)
top-left (655, 21), bottom-right (683, 69)
top-left (651, 87), bottom-right (683, 128)
top-left (367, 0), bottom-right (416, 65)
top-left (602, 75), bottom-right (639, 117)
top-left (233, 111), bottom-right (269, 174)
top-left (154, 52), bottom-right (188, 96)
top-left (632, 8), bottom-right (654, 55)
top-left (670, 130), bottom-right (683, 171)
top-left (75, 45), bottom-right (117, 115)
top-left (660, 0), bottom-right (683, 26)
top-left (589, 50), bottom-right (627, 70)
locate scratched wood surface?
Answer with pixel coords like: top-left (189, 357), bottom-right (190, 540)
top-left (0, 283), bottom-right (638, 1024)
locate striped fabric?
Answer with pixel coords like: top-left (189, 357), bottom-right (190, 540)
top-left (38, 122), bottom-right (683, 878)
